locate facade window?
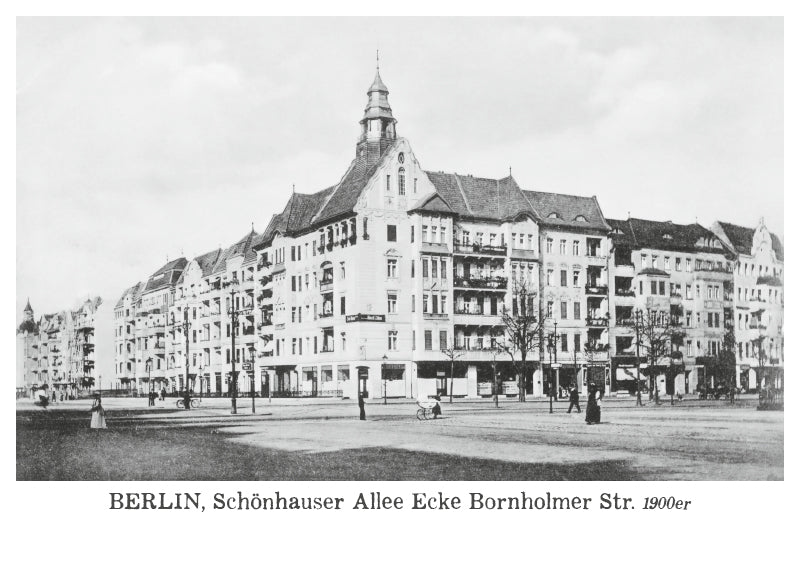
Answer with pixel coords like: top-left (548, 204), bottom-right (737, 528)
top-left (388, 330), bottom-right (398, 351)
top-left (560, 333), bottom-right (568, 352)
top-left (547, 301), bottom-right (554, 318)
top-left (560, 301), bottom-right (568, 319)
top-left (573, 333), bottom-right (581, 353)
top-left (411, 294), bottom-right (415, 312)
top-left (423, 294), bottom-right (429, 313)
top-left (414, 178), bottom-right (417, 193)
top-left (559, 239), bottom-right (566, 254)
top-left (439, 330), bottom-right (448, 350)
top-left (340, 262), bottom-right (346, 279)
top-left (547, 269), bottom-right (554, 286)
top-left (387, 293), bottom-right (397, 314)
top-left (573, 270), bottom-right (580, 286)
top-left (675, 258), bottom-right (681, 271)
top-left (573, 240), bottom-right (579, 255)
top-left (411, 226), bottom-right (415, 243)
top-left (650, 281), bottom-right (657, 295)
top-left (411, 259), bottom-right (415, 278)
top-left (387, 259), bottom-right (397, 278)
top-left (546, 238), bottom-right (553, 253)
top-left (659, 281), bottom-right (665, 296)
top-left (560, 270), bottom-right (567, 287)
top-left (432, 259), bottom-right (438, 278)
top-left (386, 174), bottom-right (391, 192)
top-left (398, 168), bottom-right (406, 195)
top-left (340, 296), bottom-right (346, 315)
top-left (422, 258), bottom-right (429, 277)
top-left (574, 301), bottom-right (581, 320)
top-left (664, 257), bottom-right (670, 271)
top-left (387, 224), bottom-right (397, 242)
top-left (424, 330), bottom-right (433, 351)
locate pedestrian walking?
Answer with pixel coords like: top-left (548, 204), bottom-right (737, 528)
top-left (585, 383), bottom-right (601, 425)
top-left (160, 387), bottom-right (166, 402)
top-left (90, 394), bottom-right (107, 429)
top-left (358, 391), bottom-right (366, 420)
top-left (567, 386), bottom-right (581, 413)
top-left (431, 394), bottom-right (442, 419)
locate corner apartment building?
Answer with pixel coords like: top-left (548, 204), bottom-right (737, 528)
top-left (248, 67), bottom-right (613, 400)
top-left (607, 218), bottom-right (736, 396)
top-left (17, 297), bottom-right (102, 396)
top-left (711, 219), bottom-right (784, 390)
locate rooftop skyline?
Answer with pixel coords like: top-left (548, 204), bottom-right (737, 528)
top-left (17, 17), bottom-right (783, 319)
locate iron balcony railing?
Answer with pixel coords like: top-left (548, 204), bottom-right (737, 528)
top-left (585, 317), bottom-right (609, 327)
top-left (453, 276), bottom-right (508, 290)
top-left (615, 289), bottom-right (635, 297)
top-left (585, 284), bottom-right (608, 295)
top-left (453, 243), bottom-right (507, 256)
top-left (584, 343), bottom-right (609, 353)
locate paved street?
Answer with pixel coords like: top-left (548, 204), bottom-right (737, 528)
top-left (17, 395), bottom-right (783, 480)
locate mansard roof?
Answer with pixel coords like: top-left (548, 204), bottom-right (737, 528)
top-left (609, 217), bottom-right (731, 256)
top-left (424, 172), bottom-right (535, 221)
top-left (143, 258), bottom-right (188, 293)
top-left (715, 221), bottom-right (784, 261)
top-left (523, 191), bottom-right (610, 232)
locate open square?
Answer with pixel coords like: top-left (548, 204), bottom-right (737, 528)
top-left (16, 397), bottom-right (783, 481)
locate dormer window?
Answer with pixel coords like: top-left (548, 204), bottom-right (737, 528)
top-left (575, 215), bottom-right (587, 222)
top-left (662, 234), bottom-right (673, 240)
top-left (548, 212), bottom-right (560, 219)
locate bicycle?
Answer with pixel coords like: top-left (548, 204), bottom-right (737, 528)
top-left (416, 399), bottom-right (441, 420)
top-left (175, 398), bottom-right (200, 409)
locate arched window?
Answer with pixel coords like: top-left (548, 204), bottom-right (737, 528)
top-left (398, 167), bottom-right (406, 196)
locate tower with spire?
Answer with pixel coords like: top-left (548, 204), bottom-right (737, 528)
top-left (356, 51), bottom-right (397, 171)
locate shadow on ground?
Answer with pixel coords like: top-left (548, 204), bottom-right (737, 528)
top-left (17, 410), bottom-right (645, 481)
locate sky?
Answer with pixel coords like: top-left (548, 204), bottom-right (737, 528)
top-left (16, 17), bottom-right (783, 378)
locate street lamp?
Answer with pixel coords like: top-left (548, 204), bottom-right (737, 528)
top-left (249, 344), bottom-right (256, 414)
top-left (146, 357), bottom-right (152, 400)
top-left (382, 354), bottom-right (388, 405)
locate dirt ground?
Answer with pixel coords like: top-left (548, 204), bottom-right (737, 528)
top-left (17, 396), bottom-right (782, 480)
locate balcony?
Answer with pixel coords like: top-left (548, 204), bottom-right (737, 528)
top-left (585, 317), bottom-right (609, 327)
top-left (320, 279), bottom-right (334, 293)
top-left (585, 284), bottom-right (608, 295)
top-left (318, 312), bottom-right (334, 319)
top-left (615, 317), bottom-right (634, 327)
top-left (423, 313), bottom-right (449, 320)
top-left (615, 289), bottom-right (635, 297)
top-left (260, 274), bottom-right (273, 286)
top-left (242, 326), bottom-right (255, 336)
top-left (453, 276), bottom-right (508, 290)
top-left (257, 258), bottom-right (272, 271)
top-left (455, 342), bottom-right (500, 352)
top-left (585, 343), bottom-right (609, 353)
top-left (453, 243), bottom-right (507, 256)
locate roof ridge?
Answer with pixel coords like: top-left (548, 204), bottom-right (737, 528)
top-left (452, 174), bottom-right (474, 215)
top-left (314, 159), bottom-right (357, 224)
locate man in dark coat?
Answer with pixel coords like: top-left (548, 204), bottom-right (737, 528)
top-left (358, 391), bottom-right (366, 420)
top-left (567, 386), bottom-right (581, 413)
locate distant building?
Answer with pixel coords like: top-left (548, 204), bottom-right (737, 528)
top-left (17, 297), bottom-right (103, 396)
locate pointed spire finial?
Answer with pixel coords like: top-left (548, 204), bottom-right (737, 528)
top-left (377, 48), bottom-right (380, 70)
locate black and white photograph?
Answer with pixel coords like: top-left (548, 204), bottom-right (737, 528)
top-left (16, 17), bottom-right (785, 486)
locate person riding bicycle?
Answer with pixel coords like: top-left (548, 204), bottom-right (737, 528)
top-left (182, 389), bottom-right (191, 411)
top-left (431, 394), bottom-right (442, 419)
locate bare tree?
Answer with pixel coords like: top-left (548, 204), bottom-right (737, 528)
top-left (498, 278), bottom-right (542, 402)
top-left (440, 341), bottom-right (463, 403)
top-left (629, 307), bottom-right (684, 406)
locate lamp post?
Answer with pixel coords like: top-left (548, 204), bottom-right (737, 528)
top-left (146, 357), bottom-right (152, 400)
top-left (382, 354), bottom-right (388, 405)
top-left (249, 344), bottom-right (256, 414)
top-left (224, 277), bottom-right (252, 415)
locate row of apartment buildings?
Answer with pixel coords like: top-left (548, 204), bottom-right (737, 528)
top-left (108, 66), bottom-right (783, 400)
top-left (16, 297), bottom-right (103, 396)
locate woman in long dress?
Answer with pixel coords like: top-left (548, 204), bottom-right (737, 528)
top-left (585, 384), bottom-right (601, 425)
top-left (90, 395), bottom-right (107, 429)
